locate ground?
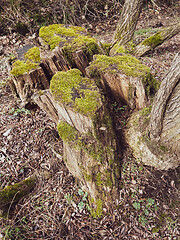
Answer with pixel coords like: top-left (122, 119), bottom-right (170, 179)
top-left (0, 3), bottom-right (180, 240)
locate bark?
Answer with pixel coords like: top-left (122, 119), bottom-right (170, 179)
top-left (134, 22), bottom-right (180, 56)
top-left (111, 0), bottom-right (143, 51)
top-left (149, 53), bottom-right (180, 140)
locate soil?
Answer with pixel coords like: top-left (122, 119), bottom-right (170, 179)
top-left (0, 3), bottom-right (180, 240)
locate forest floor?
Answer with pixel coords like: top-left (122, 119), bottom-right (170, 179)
top-left (0, 3), bottom-right (180, 240)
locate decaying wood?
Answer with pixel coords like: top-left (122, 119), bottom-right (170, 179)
top-left (12, 67), bottom-right (49, 105)
top-left (86, 65), bottom-right (148, 110)
top-left (149, 53), bottom-right (180, 140)
top-left (111, 0), bottom-right (143, 51)
top-left (32, 90), bottom-right (59, 123)
top-left (134, 22), bottom-right (180, 56)
top-left (40, 48), bottom-right (71, 78)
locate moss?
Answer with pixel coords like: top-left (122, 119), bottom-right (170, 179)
top-left (99, 42), bottom-right (111, 55)
top-left (39, 24), bottom-right (87, 50)
top-left (142, 32), bottom-right (163, 48)
top-left (88, 54), bottom-right (151, 78)
top-left (91, 198), bottom-right (103, 218)
top-left (96, 173), bottom-right (103, 186)
top-left (141, 106), bottom-right (152, 116)
top-left (10, 60), bottom-right (38, 77)
top-left (104, 170), bottom-right (113, 188)
top-left (24, 47), bottom-right (41, 62)
top-left (142, 72), bottom-right (160, 96)
top-left (0, 176), bottom-right (36, 209)
top-left (62, 35), bottom-right (101, 64)
top-left (111, 43), bottom-right (127, 55)
top-left (50, 69), bottom-right (101, 116)
top-left (57, 121), bottom-right (78, 143)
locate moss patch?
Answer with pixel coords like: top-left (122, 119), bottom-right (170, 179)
top-left (57, 121), bottom-right (78, 143)
top-left (39, 24), bottom-right (87, 50)
top-left (50, 69), bottom-right (101, 116)
top-left (142, 32), bottom-right (163, 48)
top-left (10, 60), bottom-right (38, 77)
top-left (90, 198), bottom-right (103, 218)
top-left (0, 176), bottom-right (36, 209)
top-left (24, 46), bottom-right (41, 62)
top-left (88, 54), bottom-right (151, 77)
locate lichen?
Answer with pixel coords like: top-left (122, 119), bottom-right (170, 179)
top-left (10, 60), bottom-right (38, 77)
top-left (50, 69), bottom-right (101, 116)
top-left (24, 46), bottom-right (41, 62)
top-left (88, 54), bottom-right (151, 78)
top-left (57, 121), bottom-right (78, 143)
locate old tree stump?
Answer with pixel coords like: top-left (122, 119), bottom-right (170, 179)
top-left (5, 23), bottom-right (180, 216)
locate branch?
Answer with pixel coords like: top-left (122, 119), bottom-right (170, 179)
top-left (149, 53), bottom-right (180, 140)
top-left (134, 22), bottom-right (180, 57)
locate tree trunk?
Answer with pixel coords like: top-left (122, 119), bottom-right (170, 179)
top-left (134, 23), bottom-right (180, 56)
top-left (111, 0), bottom-right (143, 53)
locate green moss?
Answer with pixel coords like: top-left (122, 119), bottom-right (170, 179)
top-left (104, 170), bottom-right (113, 188)
top-left (96, 173), bottom-right (102, 186)
top-left (141, 106), bottom-right (152, 116)
top-left (39, 24), bottom-right (87, 50)
top-left (50, 69), bottom-right (101, 116)
top-left (24, 47), bottom-right (41, 62)
top-left (89, 54), bottom-right (151, 78)
top-left (0, 176), bottom-right (36, 208)
top-left (10, 60), bottom-right (38, 77)
top-left (91, 198), bottom-right (103, 218)
top-left (111, 43), bottom-right (127, 55)
top-left (142, 32), bottom-right (163, 48)
top-left (100, 42), bottom-right (111, 55)
top-left (142, 72), bottom-right (160, 96)
top-left (63, 35), bottom-right (101, 64)
top-left (57, 121), bottom-right (78, 143)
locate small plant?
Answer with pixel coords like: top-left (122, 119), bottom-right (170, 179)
top-left (64, 193), bottom-right (73, 205)
top-left (78, 189), bottom-right (89, 211)
top-left (9, 107), bottom-right (31, 116)
top-left (112, 102), bottom-right (126, 112)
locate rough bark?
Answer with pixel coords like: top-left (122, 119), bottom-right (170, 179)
top-left (149, 53), bottom-right (180, 140)
top-left (111, 0), bottom-right (143, 52)
top-left (134, 23), bottom-right (180, 56)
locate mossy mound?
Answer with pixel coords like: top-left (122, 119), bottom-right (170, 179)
top-left (11, 46), bottom-right (41, 77)
top-left (10, 60), bottom-right (39, 77)
top-left (39, 24), bottom-right (86, 50)
top-left (88, 54), bottom-right (151, 77)
top-left (50, 69), bottom-right (101, 116)
top-left (24, 46), bottom-right (41, 62)
top-left (39, 24), bottom-right (102, 65)
top-left (88, 54), bottom-right (160, 97)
